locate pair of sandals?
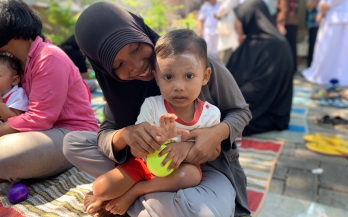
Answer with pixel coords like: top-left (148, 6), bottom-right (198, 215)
top-left (315, 115), bottom-right (348, 129)
top-left (304, 133), bottom-right (348, 157)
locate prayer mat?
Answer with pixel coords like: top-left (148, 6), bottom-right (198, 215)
top-left (239, 138), bottom-right (283, 216)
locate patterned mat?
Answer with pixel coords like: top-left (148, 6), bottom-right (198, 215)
top-left (0, 138), bottom-right (282, 217)
top-left (0, 167), bottom-right (94, 217)
top-left (239, 138), bottom-right (283, 216)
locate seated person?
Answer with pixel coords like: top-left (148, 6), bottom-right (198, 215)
top-left (85, 29), bottom-right (221, 216)
top-left (0, 55), bottom-right (28, 123)
top-left (61, 35), bottom-right (98, 92)
top-left (226, 0), bottom-right (293, 136)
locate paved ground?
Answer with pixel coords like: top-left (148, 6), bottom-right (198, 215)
top-left (258, 66), bottom-right (348, 216)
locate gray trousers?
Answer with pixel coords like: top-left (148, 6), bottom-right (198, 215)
top-left (0, 128), bottom-right (72, 182)
top-left (63, 131), bottom-right (236, 217)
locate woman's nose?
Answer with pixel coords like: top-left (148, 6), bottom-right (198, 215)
top-left (129, 58), bottom-right (143, 76)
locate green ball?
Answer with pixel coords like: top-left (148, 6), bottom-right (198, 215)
top-left (147, 144), bottom-right (174, 177)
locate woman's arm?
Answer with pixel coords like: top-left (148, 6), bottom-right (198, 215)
top-left (307, 0), bottom-right (320, 11)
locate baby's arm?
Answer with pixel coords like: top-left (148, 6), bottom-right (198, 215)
top-left (0, 99), bottom-right (24, 122)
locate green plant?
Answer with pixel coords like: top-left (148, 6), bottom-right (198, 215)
top-left (37, 0), bottom-right (80, 45)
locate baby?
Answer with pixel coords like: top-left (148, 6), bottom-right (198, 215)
top-left (0, 55), bottom-right (29, 123)
top-left (85, 29), bottom-right (221, 216)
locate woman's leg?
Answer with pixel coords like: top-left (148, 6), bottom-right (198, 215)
top-left (127, 165), bottom-right (236, 217)
top-left (0, 128), bottom-right (72, 182)
top-left (63, 131), bottom-right (115, 178)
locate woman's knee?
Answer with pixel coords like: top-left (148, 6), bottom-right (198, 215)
top-left (63, 131), bottom-right (95, 159)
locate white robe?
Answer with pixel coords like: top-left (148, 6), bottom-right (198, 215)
top-left (302, 0), bottom-right (348, 86)
top-left (215, 0), bottom-right (240, 52)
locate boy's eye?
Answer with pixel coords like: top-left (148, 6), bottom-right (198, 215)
top-left (164, 75), bottom-right (173, 80)
top-left (186, 74), bottom-right (194, 79)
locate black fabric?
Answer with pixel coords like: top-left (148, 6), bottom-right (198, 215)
top-left (75, 2), bottom-right (161, 128)
top-left (285, 24), bottom-right (298, 73)
top-left (226, 0), bottom-right (293, 136)
top-left (61, 35), bottom-right (87, 73)
top-left (307, 27), bottom-right (319, 67)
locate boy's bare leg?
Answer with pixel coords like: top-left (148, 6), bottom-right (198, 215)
top-left (84, 167), bottom-right (136, 214)
top-left (105, 163), bottom-right (201, 215)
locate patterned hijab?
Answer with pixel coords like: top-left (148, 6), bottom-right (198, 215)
top-left (75, 2), bottom-right (160, 128)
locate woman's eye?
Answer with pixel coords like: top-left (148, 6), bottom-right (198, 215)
top-left (114, 62), bottom-right (123, 71)
top-left (164, 75), bottom-right (173, 80)
top-left (133, 43), bottom-right (140, 53)
top-left (186, 74), bottom-right (194, 79)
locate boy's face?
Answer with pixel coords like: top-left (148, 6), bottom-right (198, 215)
top-left (0, 64), bottom-right (19, 96)
top-left (154, 52), bottom-right (211, 110)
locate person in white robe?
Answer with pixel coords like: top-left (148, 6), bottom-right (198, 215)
top-left (214, 0), bottom-right (240, 64)
top-left (198, 0), bottom-right (221, 54)
top-left (302, 0), bottom-right (348, 86)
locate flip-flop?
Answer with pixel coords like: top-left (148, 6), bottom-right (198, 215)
top-left (331, 116), bottom-right (348, 130)
top-left (314, 115), bottom-right (333, 128)
top-left (306, 141), bottom-right (348, 157)
top-left (303, 133), bottom-right (348, 146)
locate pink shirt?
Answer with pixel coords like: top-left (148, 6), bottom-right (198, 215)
top-left (8, 36), bottom-right (99, 132)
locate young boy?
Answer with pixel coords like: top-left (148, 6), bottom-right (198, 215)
top-left (0, 55), bottom-right (28, 123)
top-left (85, 29), bottom-right (221, 216)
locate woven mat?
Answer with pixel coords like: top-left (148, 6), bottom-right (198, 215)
top-left (0, 167), bottom-right (94, 217)
top-left (239, 138), bottom-right (283, 216)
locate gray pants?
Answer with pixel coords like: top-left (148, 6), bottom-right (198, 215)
top-left (0, 128), bottom-right (72, 182)
top-left (63, 131), bottom-right (236, 217)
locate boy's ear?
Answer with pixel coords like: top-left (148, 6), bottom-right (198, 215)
top-left (12, 75), bottom-right (20, 86)
top-left (202, 67), bottom-right (212, 86)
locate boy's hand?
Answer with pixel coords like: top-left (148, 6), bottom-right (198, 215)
top-left (130, 147), bottom-right (146, 158)
top-left (158, 141), bottom-right (194, 170)
top-left (151, 113), bottom-right (189, 143)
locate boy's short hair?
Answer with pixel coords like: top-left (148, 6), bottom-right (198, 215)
top-left (0, 55), bottom-right (22, 75)
top-left (0, 0), bottom-right (43, 48)
top-left (155, 29), bottom-right (208, 67)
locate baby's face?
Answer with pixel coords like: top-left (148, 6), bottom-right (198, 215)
top-left (0, 64), bottom-right (17, 96)
top-left (154, 52), bottom-right (210, 110)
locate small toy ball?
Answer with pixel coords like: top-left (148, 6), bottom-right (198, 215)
top-left (147, 144), bottom-right (174, 177)
top-left (8, 183), bottom-right (29, 204)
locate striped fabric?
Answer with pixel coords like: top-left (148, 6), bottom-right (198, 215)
top-left (0, 167), bottom-right (94, 217)
top-left (239, 138), bottom-right (283, 216)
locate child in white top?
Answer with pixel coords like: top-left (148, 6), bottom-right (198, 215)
top-left (85, 29), bottom-right (222, 216)
top-left (0, 55), bottom-right (29, 123)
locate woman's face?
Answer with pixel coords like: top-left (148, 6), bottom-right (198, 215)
top-left (235, 18), bottom-right (244, 37)
top-left (112, 42), bottom-right (155, 81)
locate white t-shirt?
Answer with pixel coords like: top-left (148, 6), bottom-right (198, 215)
top-left (135, 95), bottom-right (221, 142)
top-left (2, 85), bottom-right (29, 112)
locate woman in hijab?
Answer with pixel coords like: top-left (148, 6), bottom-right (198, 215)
top-left (226, 0), bottom-right (294, 136)
top-left (63, 2), bottom-right (252, 217)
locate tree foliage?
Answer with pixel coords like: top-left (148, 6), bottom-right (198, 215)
top-left (37, 0), bottom-right (198, 45)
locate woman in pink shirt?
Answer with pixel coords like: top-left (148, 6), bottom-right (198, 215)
top-left (0, 0), bottom-right (99, 183)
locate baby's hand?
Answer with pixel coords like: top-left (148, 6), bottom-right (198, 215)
top-left (159, 141), bottom-right (194, 170)
top-left (151, 113), bottom-right (189, 143)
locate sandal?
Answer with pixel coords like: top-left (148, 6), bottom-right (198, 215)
top-left (331, 116), bottom-right (348, 129)
top-left (306, 142), bottom-right (346, 157)
top-left (314, 115), bottom-right (333, 128)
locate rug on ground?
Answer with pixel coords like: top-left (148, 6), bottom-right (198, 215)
top-left (239, 138), bottom-right (283, 216)
top-left (0, 167), bottom-right (94, 217)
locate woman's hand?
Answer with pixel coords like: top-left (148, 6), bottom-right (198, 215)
top-left (122, 122), bottom-right (161, 156)
top-left (158, 141), bottom-right (194, 170)
top-left (181, 123), bottom-right (229, 165)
